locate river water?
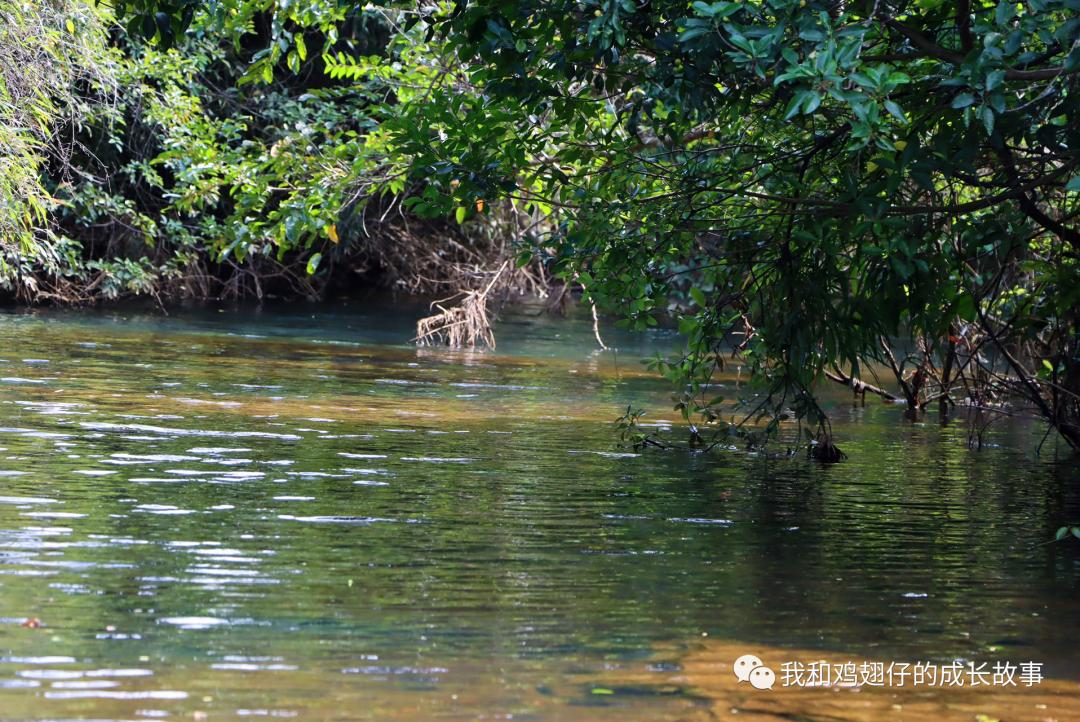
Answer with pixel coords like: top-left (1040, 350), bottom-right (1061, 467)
top-left (0, 302), bottom-right (1077, 721)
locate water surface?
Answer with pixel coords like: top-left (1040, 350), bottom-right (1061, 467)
top-left (0, 301), bottom-right (1077, 720)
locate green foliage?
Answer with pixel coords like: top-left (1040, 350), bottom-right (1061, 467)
top-left (12, 0), bottom-right (1080, 449)
top-left (381, 0), bottom-right (1080, 448)
top-left (109, 0), bottom-right (199, 48)
top-left (614, 403), bottom-right (662, 451)
top-left (0, 0), bottom-right (117, 296)
top-left (30, 2), bottom-right (431, 300)
top-left (1054, 526), bottom-right (1080, 542)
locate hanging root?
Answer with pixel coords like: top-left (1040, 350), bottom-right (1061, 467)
top-left (415, 261), bottom-right (508, 349)
top-left (590, 299), bottom-right (608, 350)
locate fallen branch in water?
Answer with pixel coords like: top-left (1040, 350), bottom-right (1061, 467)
top-left (825, 368), bottom-right (900, 402)
top-left (414, 261), bottom-right (509, 348)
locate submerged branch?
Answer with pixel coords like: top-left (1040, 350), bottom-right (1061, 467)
top-left (824, 368), bottom-right (900, 402)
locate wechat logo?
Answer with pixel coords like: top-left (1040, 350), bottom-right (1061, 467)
top-left (734, 653), bottom-right (776, 690)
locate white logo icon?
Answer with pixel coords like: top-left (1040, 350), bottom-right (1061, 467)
top-left (734, 653), bottom-right (775, 690)
top-left (749, 665), bottom-right (776, 690)
top-left (733, 653), bottom-right (763, 682)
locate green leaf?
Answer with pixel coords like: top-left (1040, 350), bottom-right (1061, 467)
top-left (591, 688), bottom-right (615, 695)
top-left (883, 99), bottom-right (906, 123)
top-left (955, 293), bottom-right (977, 322)
top-left (1065, 46), bottom-right (1080, 72)
top-left (455, 206), bottom-right (467, 224)
top-left (1056, 526), bottom-right (1070, 541)
top-left (783, 90), bottom-right (810, 120)
top-left (850, 72), bottom-right (874, 89)
top-left (306, 253), bottom-right (322, 275)
top-left (678, 20), bottom-right (711, 43)
top-left (995, 2), bottom-right (1016, 25)
top-left (951, 93), bottom-right (976, 109)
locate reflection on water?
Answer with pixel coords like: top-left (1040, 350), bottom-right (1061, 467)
top-left (0, 301), bottom-right (1077, 720)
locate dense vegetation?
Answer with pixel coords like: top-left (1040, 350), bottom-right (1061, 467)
top-left (2, 0), bottom-right (1078, 453)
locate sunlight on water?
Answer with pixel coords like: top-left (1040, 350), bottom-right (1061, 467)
top-left (0, 302), bottom-right (1076, 720)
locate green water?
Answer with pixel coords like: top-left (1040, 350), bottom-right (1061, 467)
top-left (0, 302), bottom-right (1077, 720)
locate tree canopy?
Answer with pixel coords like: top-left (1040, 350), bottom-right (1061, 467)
top-left (4, 0), bottom-right (1080, 452)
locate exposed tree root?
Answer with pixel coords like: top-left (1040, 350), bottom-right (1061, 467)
top-left (415, 261), bottom-right (508, 348)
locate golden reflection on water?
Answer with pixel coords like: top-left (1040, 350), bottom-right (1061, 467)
top-left (2, 636), bottom-right (1077, 721)
top-left (4, 327), bottom-right (679, 428)
top-left (0, 307), bottom-right (1078, 721)
top-left (654, 640), bottom-right (1080, 721)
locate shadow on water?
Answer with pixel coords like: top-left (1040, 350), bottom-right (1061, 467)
top-left (0, 302), bottom-right (1076, 720)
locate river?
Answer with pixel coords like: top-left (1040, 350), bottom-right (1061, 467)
top-left (0, 301), bottom-right (1077, 720)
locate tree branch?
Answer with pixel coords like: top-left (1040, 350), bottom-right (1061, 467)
top-left (992, 144), bottom-right (1080, 250)
top-left (825, 368), bottom-right (900, 401)
top-left (956, 0), bottom-right (973, 52)
top-left (883, 19), bottom-right (1075, 80)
